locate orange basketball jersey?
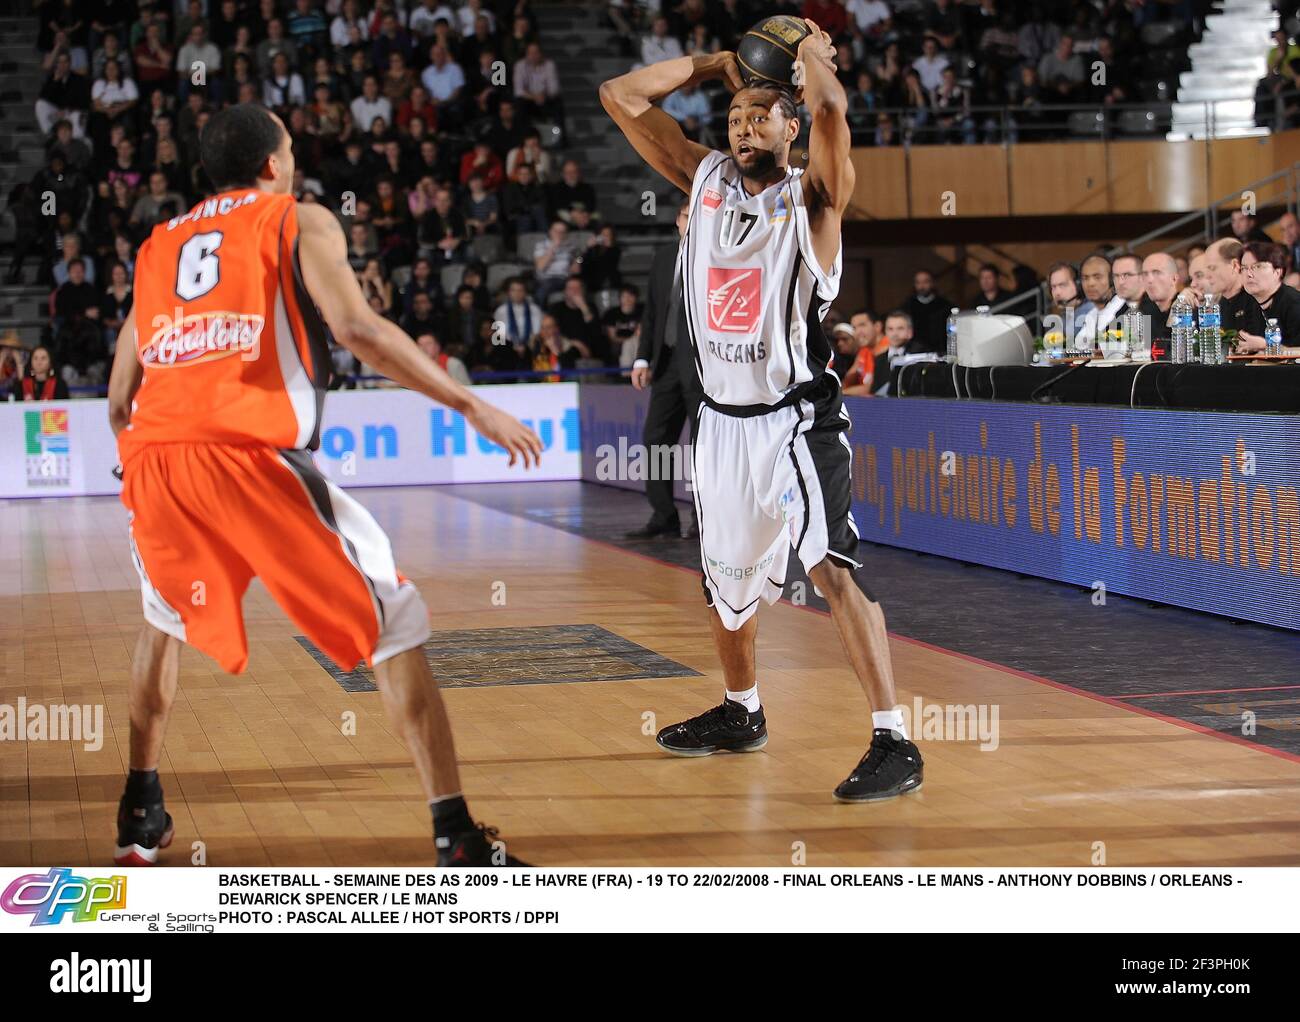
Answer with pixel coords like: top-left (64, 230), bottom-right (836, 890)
top-left (119, 189), bottom-right (331, 459)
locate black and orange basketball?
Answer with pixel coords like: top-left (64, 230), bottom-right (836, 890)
top-left (736, 15), bottom-right (811, 89)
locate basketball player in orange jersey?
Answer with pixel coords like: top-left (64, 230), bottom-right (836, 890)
top-left (601, 24), bottom-right (924, 800)
top-left (106, 104), bottom-right (542, 866)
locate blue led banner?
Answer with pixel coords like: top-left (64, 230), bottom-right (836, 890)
top-left (844, 397), bottom-right (1300, 631)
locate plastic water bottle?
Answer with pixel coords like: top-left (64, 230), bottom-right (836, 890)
top-left (1170, 293), bottom-right (1193, 363)
top-left (946, 307), bottom-right (959, 363)
top-left (1266, 317), bottom-right (1281, 356)
top-left (1122, 301), bottom-right (1141, 358)
top-left (1199, 293), bottom-right (1221, 364)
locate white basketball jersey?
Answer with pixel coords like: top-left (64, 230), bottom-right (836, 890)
top-left (680, 150), bottom-right (842, 408)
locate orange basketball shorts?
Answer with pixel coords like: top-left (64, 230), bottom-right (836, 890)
top-left (120, 443), bottom-right (430, 674)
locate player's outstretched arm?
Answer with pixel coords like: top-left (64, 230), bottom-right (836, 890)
top-left (600, 53), bottom-right (743, 194)
top-left (295, 202), bottom-right (543, 467)
top-left (108, 306), bottom-right (142, 437)
top-left (795, 21), bottom-right (855, 270)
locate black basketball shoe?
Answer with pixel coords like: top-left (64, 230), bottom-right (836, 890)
top-left (656, 699), bottom-right (768, 757)
top-left (833, 729), bottom-right (924, 802)
top-left (113, 795), bottom-right (175, 866)
top-left (436, 823), bottom-right (530, 866)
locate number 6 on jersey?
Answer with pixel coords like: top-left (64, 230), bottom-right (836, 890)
top-left (176, 231), bottom-right (224, 301)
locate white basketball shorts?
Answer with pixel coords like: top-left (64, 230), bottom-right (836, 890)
top-left (691, 372), bottom-right (863, 630)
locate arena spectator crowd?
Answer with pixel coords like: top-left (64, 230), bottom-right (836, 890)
top-left (13, 0), bottom-right (642, 392)
top-left (614, 0), bottom-right (1195, 148)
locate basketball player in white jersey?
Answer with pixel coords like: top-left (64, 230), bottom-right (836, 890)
top-left (600, 22), bottom-right (923, 801)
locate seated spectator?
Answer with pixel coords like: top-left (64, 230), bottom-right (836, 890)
top-left (502, 162), bottom-right (549, 241)
top-left (1018, 11), bottom-right (1060, 69)
top-left (36, 50), bottom-right (90, 138)
top-left (90, 58), bottom-right (138, 146)
top-left (357, 258), bottom-right (394, 315)
top-left (100, 261), bottom-right (133, 351)
top-left (256, 18), bottom-right (299, 80)
top-left (831, 322), bottom-right (864, 388)
top-left (459, 263), bottom-right (493, 312)
top-left (641, 17), bottom-right (684, 66)
top-left (848, 0), bottom-right (893, 44)
top-left (603, 284), bottom-right (642, 367)
top-left (581, 224), bottom-right (622, 292)
top-left (382, 51), bottom-right (417, 105)
top-left (1075, 253), bottom-right (1125, 350)
top-left (444, 285), bottom-right (490, 354)
top-left (534, 219), bottom-right (579, 306)
top-left (347, 222), bottom-right (380, 271)
top-left (287, 0), bottom-right (330, 60)
top-left (840, 310), bottom-right (881, 394)
top-left (416, 330), bottom-right (472, 385)
top-left (514, 42), bottom-right (562, 130)
top-left (1138, 253), bottom-right (1179, 360)
top-left (547, 159), bottom-right (598, 224)
top-left (912, 35), bottom-right (949, 93)
top-left (130, 171), bottom-right (187, 231)
top-left (401, 290), bottom-right (444, 339)
top-left (263, 51), bottom-right (307, 109)
top-left (975, 262), bottom-right (1013, 308)
top-left (417, 186), bottom-right (469, 263)
top-left (685, 23), bottom-right (719, 58)
top-left (175, 24), bottom-right (222, 101)
top-left (54, 258), bottom-right (106, 384)
top-left (133, 21), bottom-right (175, 97)
top-left (421, 43), bottom-right (466, 127)
top-left (47, 118), bottom-right (93, 174)
top-left (1238, 241), bottom-right (1300, 349)
top-left (530, 313), bottom-right (589, 375)
top-left (494, 277), bottom-right (544, 347)
top-left (872, 310), bottom-right (930, 394)
top-left (904, 269), bottom-right (952, 354)
top-left (1230, 209), bottom-right (1271, 244)
top-left (351, 73), bottom-right (393, 132)
top-left (1038, 34), bottom-right (1083, 101)
top-left (663, 82), bottom-right (712, 143)
top-left (1045, 260), bottom-right (1082, 337)
top-left (553, 276), bottom-right (605, 362)
top-left (931, 67), bottom-right (974, 145)
top-left (93, 30), bottom-right (134, 83)
top-left (507, 130), bottom-right (554, 184)
top-left (1198, 238), bottom-right (1267, 340)
top-left (462, 173), bottom-right (500, 236)
top-left (459, 140), bottom-right (505, 191)
top-left (9, 346), bottom-right (70, 401)
top-left (52, 232), bottom-right (95, 287)
top-left (398, 256), bottom-right (442, 314)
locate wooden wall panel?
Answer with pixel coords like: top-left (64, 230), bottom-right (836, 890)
top-left (1106, 139), bottom-right (1208, 212)
top-left (907, 144), bottom-right (1009, 217)
top-left (1008, 142), bottom-right (1108, 215)
top-left (846, 148), bottom-right (910, 220)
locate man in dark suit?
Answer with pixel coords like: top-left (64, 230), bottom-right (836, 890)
top-left (627, 202), bottom-right (702, 539)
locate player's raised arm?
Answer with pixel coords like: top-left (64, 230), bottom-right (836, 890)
top-left (294, 201), bottom-right (543, 468)
top-left (796, 21), bottom-right (855, 232)
top-left (600, 53), bottom-right (744, 194)
top-left (107, 306), bottom-right (142, 437)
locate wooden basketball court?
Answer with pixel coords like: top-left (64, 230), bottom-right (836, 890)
top-left (3, 484), bottom-right (1299, 868)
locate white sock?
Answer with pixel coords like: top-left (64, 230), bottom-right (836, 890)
top-left (726, 683), bottom-right (761, 713)
top-left (873, 708), bottom-right (908, 739)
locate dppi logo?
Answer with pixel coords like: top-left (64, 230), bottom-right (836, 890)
top-left (1, 868), bottom-right (127, 926)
